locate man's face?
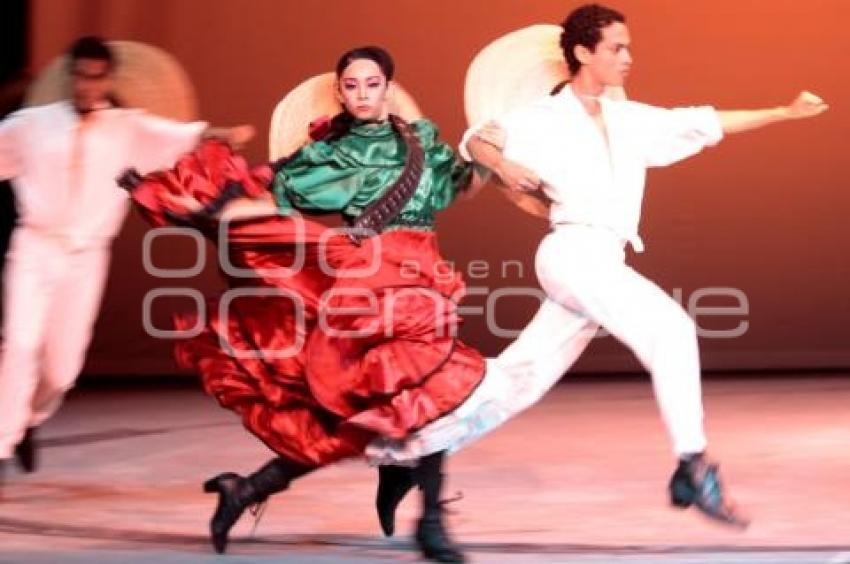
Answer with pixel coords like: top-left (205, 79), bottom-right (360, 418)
top-left (71, 58), bottom-right (113, 113)
top-left (578, 22), bottom-right (633, 87)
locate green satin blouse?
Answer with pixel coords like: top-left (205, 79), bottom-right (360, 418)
top-left (271, 118), bottom-right (471, 229)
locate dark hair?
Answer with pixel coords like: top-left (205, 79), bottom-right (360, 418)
top-left (67, 36), bottom-right (115, 70)
top-left (312, 46), bottom-right (395, 143)
top-left (335, 45), bottom-right (394, 81)
top-left (560, 4), bottom-right (625, 75)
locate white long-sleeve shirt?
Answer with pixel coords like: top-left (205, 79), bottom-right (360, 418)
top-left (0, 101), bottom-right (206, 249)
top-left (461, 86), bottom-right (723, 251)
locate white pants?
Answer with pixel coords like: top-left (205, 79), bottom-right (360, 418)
top-left (366, 224), bottom-right (706, 463)
top-left (0, 228), bottom-right (110, 457)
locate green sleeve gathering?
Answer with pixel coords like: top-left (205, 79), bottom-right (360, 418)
top-left (271, 141), bottom-right (365, 215)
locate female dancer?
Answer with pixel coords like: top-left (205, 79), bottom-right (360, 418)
top-left (121, 46), bottom-right (492, 563)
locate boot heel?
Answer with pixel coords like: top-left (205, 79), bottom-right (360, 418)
top-left (670, 491), bottom-right (694, 508)
top-left (202, 472), bottom-right (245, 554)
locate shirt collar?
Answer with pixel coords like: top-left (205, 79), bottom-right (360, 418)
top-left (555, 83), bottom-right (613, 108)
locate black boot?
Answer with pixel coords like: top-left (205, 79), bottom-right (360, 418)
top-left (414, 452), bottom-right (465, 563)
top-left (376, 464), bottom-right (416, 536)
top-left (202, 457), bottom-right (313, 553)
top-left (15, 427), bottom-right (37, 473)
top-left (669, 453), bottom-right (749, 529)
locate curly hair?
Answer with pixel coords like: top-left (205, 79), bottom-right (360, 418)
top-left (560, 4), bottom-right (626, 75)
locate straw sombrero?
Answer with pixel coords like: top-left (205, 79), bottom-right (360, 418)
top-left (464, 24), bottom-right (626, 218)
top-left (269, 72), bottom-right (422, 160)
top-left (25, 41), bottom-right (198, 121)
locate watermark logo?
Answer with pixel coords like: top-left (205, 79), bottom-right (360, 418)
top-left (141, 225), bottom-right (750, 359)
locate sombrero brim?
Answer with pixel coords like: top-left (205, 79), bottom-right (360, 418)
top-left (464, 24), bottom-right (626, 218)
top-left (269, 72), bottom-right (422, 161)
top-left (25, 41), bottom-right (198, 121)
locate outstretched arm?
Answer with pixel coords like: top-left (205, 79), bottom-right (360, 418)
top-left (717, 91), bottom-right (827, 135)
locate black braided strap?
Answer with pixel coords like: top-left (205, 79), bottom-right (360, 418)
top-left (348, 114), bottom-right (425, 244)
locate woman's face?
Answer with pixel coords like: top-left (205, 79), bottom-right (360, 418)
top-left (337, 58), bottom-right (390, 121)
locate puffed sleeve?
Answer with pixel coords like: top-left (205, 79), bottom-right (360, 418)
top-left (413, 119), bottom-right (472, 211)
top-left (630, 102), bottom-right (724, 168)
top-left (130, 111), bottom-right (208, 172)
top-left (271, 140), bottom-right (366, 215)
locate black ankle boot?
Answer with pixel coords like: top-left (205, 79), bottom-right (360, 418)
top-left (15, 427), bottom-right (37, 473)
top-left (376, 464), bottom-right (416, 536)
top-left (202, 457), bottom-right (312, 553)
top-left (413, 452), bottom-right (465, 563)
top-left (669, 453), bottom-right (749, 529)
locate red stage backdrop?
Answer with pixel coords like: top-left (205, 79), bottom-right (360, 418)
top-left (26, 0), bottom-right (850, 375)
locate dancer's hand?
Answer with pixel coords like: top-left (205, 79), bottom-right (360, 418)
top-left (475, 121), bottom-right (506, 150)
top-left (203, 125), bottom-right (256, 149)
top-left (161, 191), bottom-right (204, 213)
top-left (494, 159), bottom-right (542, 193)
top-left (226, 124), bottom-right (256, 148)
top-left (786, 91), bottom-right (828, 119)
top-left (719, 92), bottom-right (829, 134)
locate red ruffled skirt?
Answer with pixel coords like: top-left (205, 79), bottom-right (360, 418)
top-left (129, 141), bottom-right (485, 466)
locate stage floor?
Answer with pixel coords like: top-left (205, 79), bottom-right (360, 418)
top-left (1, 376), bottom-right (848, 563)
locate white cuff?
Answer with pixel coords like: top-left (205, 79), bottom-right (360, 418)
top-left (457, 122), bottom-right (488, 162)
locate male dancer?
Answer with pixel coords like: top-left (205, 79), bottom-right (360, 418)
top-left (0, 36), bottom-right (252, 485)
top-left (372, 3), bottom-right (827, 530)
